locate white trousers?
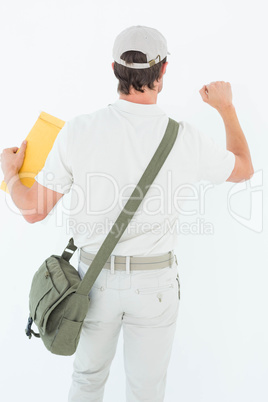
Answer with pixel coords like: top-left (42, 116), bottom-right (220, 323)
top-left (68, 253), bottom-right (180, 402)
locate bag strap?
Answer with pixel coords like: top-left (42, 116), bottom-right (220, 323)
top-left (63, 117), bottom-right (180, 296)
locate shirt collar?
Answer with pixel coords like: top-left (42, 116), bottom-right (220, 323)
top-left (109, 99), bottom-right (166, 116)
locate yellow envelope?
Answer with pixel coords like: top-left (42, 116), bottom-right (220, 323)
top-left (0, 111), bottom-right (65, 194)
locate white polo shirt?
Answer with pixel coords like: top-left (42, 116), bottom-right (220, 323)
top-left (35, 99), bottom-right (235, 256)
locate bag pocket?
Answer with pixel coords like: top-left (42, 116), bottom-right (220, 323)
top-left (29, 258), bottom-right (70, 328)
top-left (50, 317), bottom-right (84, 356)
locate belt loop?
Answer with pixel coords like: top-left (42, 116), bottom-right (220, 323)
top-left (110, 255), bottom-right (115, 274)
top-left (126, 256), bottom-right (130, 275)
top-left (169, 251), bottom-right (172, 268)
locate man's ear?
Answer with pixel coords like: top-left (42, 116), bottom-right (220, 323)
top-left (112, 62), bottom-right (115, 71)
top-left (162, 61), bottom-right (168, 75)
top-left (159, 62), bottom-right (168, 79)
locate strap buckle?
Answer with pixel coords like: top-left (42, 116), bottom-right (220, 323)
top-left (25, 317), bottom-right (40, 339)
top-left (61, 238), bottom-right (77, 262)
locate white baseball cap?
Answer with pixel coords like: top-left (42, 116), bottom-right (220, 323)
top-left (112, 25), bottom-right (170, 69)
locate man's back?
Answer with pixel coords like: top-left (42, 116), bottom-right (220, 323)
top-left (34, 98), bottom-right (235, 256)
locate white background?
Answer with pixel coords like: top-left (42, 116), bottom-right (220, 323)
top-left (0, 0), bottom-right (267, 401)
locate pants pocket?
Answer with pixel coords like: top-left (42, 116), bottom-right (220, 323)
top-left (136, 282), bottom-right (175, 296)
top-left (174, 255), bottom-right (180, 300)
top-left (176, 274), bottom-right (180, 300)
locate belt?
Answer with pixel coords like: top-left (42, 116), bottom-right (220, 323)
top-left (79, 249), bottom-right (176, 271)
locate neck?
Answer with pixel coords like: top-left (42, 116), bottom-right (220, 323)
top-left (119, 88), bottom-right (158, 105)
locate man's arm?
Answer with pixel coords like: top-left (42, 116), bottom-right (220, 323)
top-left (5, 173), bottom-right (63, 223)
top-left (199, 81), bottom-right (254, 183)
top-left (1, 141), bottom-right (63, 223)
top-left (218, 104), bottom-right (254, 182)
top-left (1, 139), bottom-right (65, 223)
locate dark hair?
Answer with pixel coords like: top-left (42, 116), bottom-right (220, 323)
top-left (113, 51), bottom-right (167, 95)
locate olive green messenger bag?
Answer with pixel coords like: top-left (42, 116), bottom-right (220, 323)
top-left (25, 118), bottom-right (179, 356)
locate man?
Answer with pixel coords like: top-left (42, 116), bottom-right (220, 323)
top-left (1, 25), bottom-right (254, 401)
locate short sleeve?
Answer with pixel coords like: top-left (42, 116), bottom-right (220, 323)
top-left (185, 123), bottom-right (236, 184)
top-left (34, 120), bottom-right (73, 194)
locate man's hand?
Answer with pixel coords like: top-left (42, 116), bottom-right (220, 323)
top-left (199, 81), bottom-right (233, 113)
top-left (0, 140), bottom-right (27, 183)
